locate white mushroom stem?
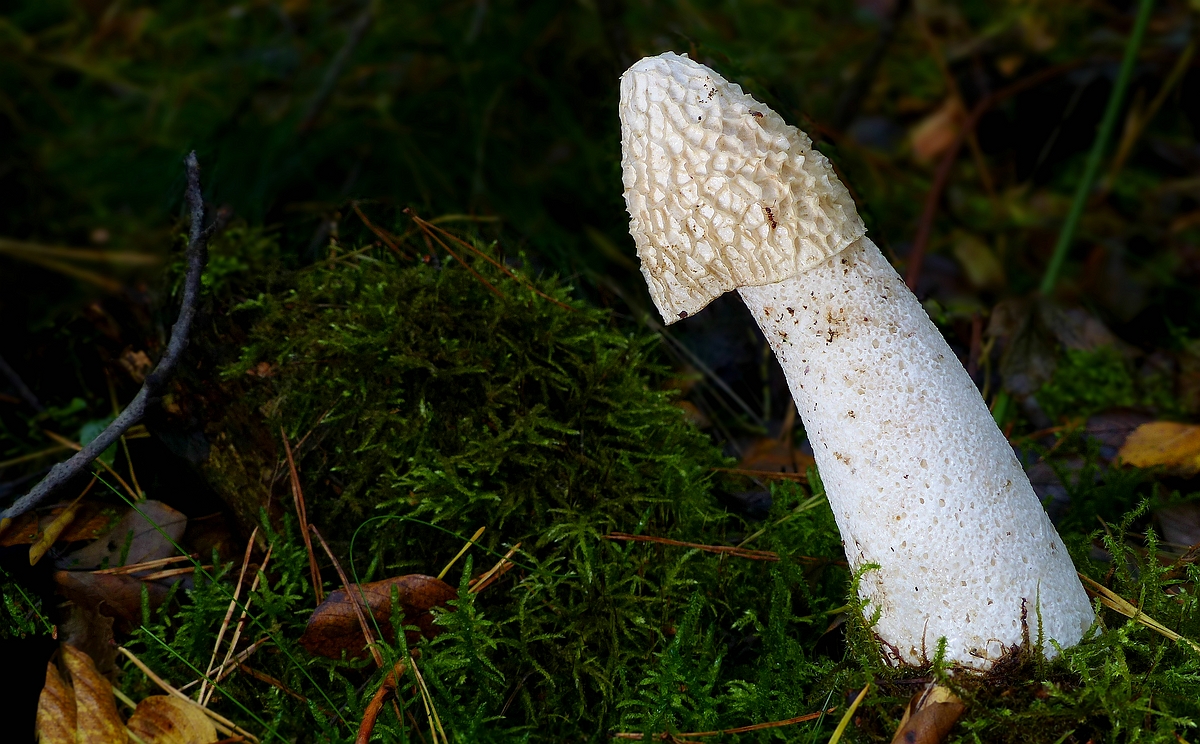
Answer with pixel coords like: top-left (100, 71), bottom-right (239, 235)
top-left (618, 51), bottom-right (1094, 669)
top-left (737, 237), bottom-right (1093, 668)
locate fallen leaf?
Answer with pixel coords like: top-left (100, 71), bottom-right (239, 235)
top-left (54, 570), bottom-right (170, 629)
top-left (299, 574), bottom-right (457, 660)
top-left (889, 682), bottom-right (965, 744)
top-left (58, 501), bottom-right (187, 570)
top-left (0, 502), bottom-right (122, 548)
top-left (61, 644), bottom-right (126, 743)
top-left (910, 99), bottom-right (960, 163)
top-left (1117, 421), bottom-right (1200, 476)
top-left (127, 695), bottom-right (218, 744)
top-left (36, 662), bottom-right (76, 744)
top-left (60, 603), bottom-right (118, 677)
top-left (31, 490), bottom-right (89, 566)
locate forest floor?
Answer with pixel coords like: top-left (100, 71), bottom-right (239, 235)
top-left (2, 1), bottom-right (1200, 742)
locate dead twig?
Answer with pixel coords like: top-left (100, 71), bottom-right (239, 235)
top-left (281, 427), bottom-right (324, 605)
top-left (469, 542), bottom-right (521, 594)
top-left (118, 646), bottom-right (259, 743)
top-left (604, 532), bottom-right (780, 562)
top-left (350, 201), bottom-right (412, 259)
top-left (406, 209), bottom-right (576, 311)
top-left (203, 544), bottom-right (274, 706)
top-left (713, 466), bottom-right (808, 482)
top-left (311, 524), bottom-right (384, 667)
top-left (3, 152), bottom-right (223, 520)
top-left (356, 659), bottom-right (409, 744)
top-left (200, 528), bottom-right (258, 703)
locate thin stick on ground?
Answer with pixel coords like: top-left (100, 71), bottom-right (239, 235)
top-left (468, 542), bottom-right (521, 595)
top-left (311, 524), bottom-right (384, 667)
top-left (350, 201), bottom-right (412, 259)
top-left (2, 152), bottom-right (222, 521)
top-left (355, 659), bottom-right (409, 744)
top-left (713, 466), bottom-right (808, 482)
top-left (407, 209), bottom-right (576, 312)
top-left (203, 544), bottom-right (274, 707)
top-left (118, 646), bottom-right (260, 743)
top-left (96, 553), bottom-right (199, 575)
top-left (1101, 41), bottom-right (1195, 197)
top-left (237, 664), bottom-right (311, 705)
top-left (200, 527), bottom-right (259, 704)
top-left (437, 525), bottom-right (485, 580)
top-left (281, 427), bottom-right (324, 604)
top-left (604, 532), bottom-right (781, 561)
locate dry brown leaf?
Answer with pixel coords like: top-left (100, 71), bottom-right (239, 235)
top-left (910, 99), bottom-right (960, 162)
top-left (1117, 421), bottom-right (1200, 476)
top-left (31, 492), bottom-right (88, 566)
top-left (61, 644), bottom-right (127, 743)
top-left (36, 662), bottom-right (76, 744)
top-left (58, 500), bottom-right (187, 570)
top-left (299, 574), bottom-right (457, 660)
top-left (54, 570), bottom-right (171, 629)
top-left (0, 502), bottom-right (122, 548)
top-left (890, 682), bottom-right (965, 744)
top-left (127, 695), bottom-right (218, 744)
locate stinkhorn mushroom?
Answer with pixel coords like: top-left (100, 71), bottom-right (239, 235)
top-left (619, 52), bottom-right (1094, 669)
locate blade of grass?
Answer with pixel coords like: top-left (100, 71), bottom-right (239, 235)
top-left (827, 684), bottom-right (869, 744)
top-left (437, 525), bottom-right (485, 580)
top-left (1039, 0), bottom-right (1156, 295)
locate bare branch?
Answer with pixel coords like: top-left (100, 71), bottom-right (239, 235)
top-left (1, 152), bottom-right (216, 520)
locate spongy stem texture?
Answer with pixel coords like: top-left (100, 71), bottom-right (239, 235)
top-left (739, 238), bottom-right (1094, 669)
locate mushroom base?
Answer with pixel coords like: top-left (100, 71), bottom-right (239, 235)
top-left (738, 238), bottom-right (1094, 669)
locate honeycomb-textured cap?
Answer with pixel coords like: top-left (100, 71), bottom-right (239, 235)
top-left (620, 52), bottom-right (866, 323)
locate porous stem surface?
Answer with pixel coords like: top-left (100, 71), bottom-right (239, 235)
top-left (739, 238), bottom-right (1094, 668)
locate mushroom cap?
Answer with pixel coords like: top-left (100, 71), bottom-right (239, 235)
top-left (619, 52), bottom-right (865, 323)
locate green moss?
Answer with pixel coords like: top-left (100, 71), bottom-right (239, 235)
top-left (1036, 347), bottom-right (1137, 421)
top-left (124, 232), bottom-right (1200, 742)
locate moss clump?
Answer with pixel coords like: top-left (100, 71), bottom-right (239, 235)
top-left (1035, 346), bottom-right (1170, 421)
top-left (146, 231), bottom-right (851, 740)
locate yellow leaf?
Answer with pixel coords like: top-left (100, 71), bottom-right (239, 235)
top-left (61, 645), bottom-right (127, 744)
top-left (1117, 421), bottom-right (1200, 476)
top-left (30, 483), bottom-right (91, 566)
top-left (126, 696), bottom-right (218, 744)
top-left (36, 662), bottom-right (76, 744)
